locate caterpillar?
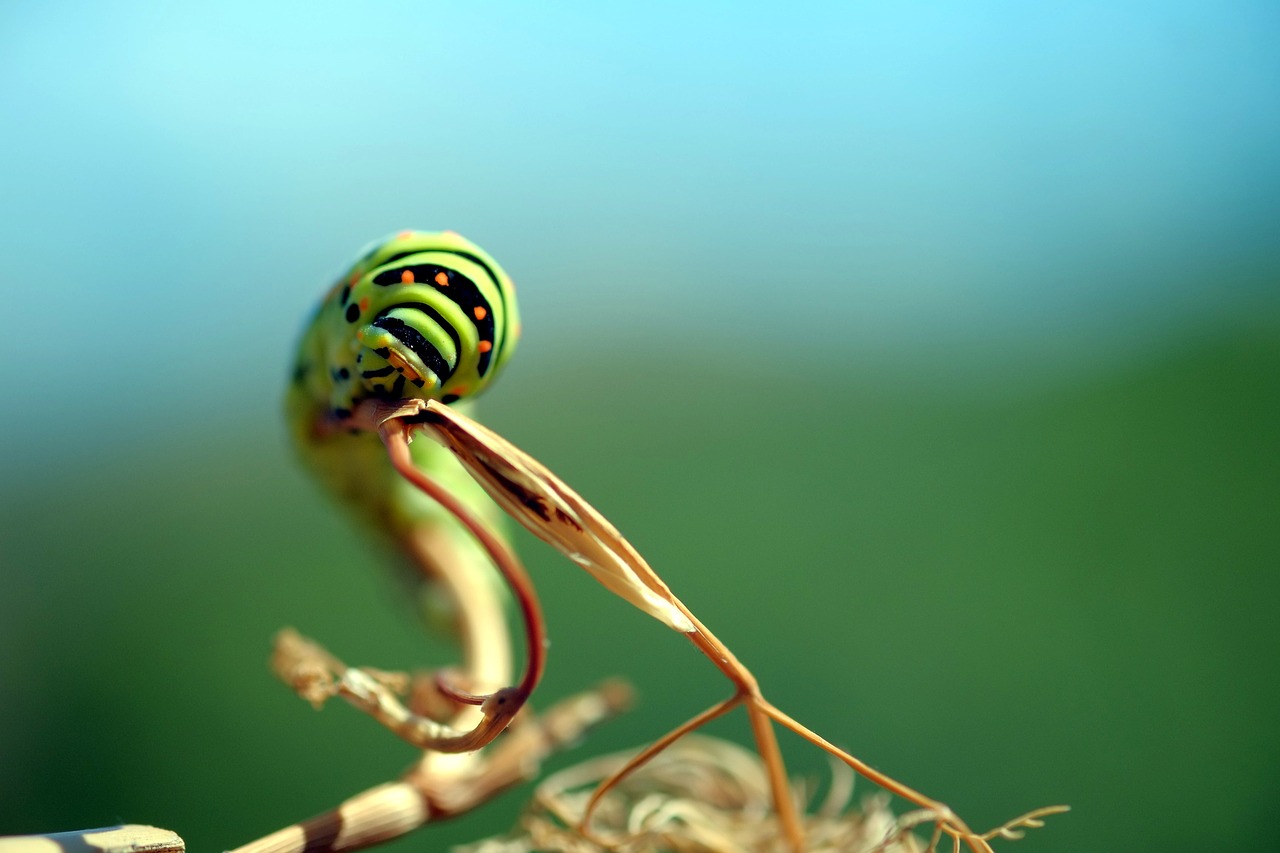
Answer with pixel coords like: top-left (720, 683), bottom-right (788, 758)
top-left (282, 229), bottom-right (542, 766)
top-left (285, 229), bottom-right (519, 539)
top-left (290, 229), bottom-right (518, 410)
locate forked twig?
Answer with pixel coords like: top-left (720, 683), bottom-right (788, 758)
top-left (978, 806), bottom-right (1072, 842)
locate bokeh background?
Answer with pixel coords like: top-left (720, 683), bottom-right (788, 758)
top-left (2, 2), bottom-right (1277, 852)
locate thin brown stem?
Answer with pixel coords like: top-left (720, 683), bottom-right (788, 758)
top-left (578, 693), bottom-right (743, 836)
top-left (758, 700), bottom-right (993, 853)
top-left (379, 420), bottom-right (546, 718)
top-left (671, 598), bottom-right (998, 853)
top-left (742, 701), bottom-right (798, 837)
top-left (674, 604), bottom-right (806, 853)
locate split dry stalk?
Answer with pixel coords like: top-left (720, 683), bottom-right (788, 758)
top-left (373, 399), bottom-right (1063, 853)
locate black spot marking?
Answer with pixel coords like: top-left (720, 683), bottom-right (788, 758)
top-left (391, 374), bottom-right (406, 398)
top-left (345, 303), bottom-right (360, 323)
top-left (374, 347), bottom-right (390, 358)
top-left (361, 366), bottom-right (395, 378)
top-left (441, 394), bottom-right (460, 404)
top-left (292, 362), bottom-right (309, 383)
top-left (410, 377), bottom-right (425, 388)
top-left (340, 285), bottom-right (350, 306)
top-left (332, 407), bottom-right (351, 419)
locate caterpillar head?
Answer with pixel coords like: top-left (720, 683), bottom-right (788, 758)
top-left (330, 230), bottom-right (520, 409)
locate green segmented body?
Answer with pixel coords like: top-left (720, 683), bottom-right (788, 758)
top-left (285, 228), bottom-right (520, 561)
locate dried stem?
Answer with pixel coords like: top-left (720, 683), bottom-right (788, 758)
top-left (0, 827), bottom-right (184, 853)
top-left (229, 682), bottom-right (631, 853)
top-left (394, 399), bottom-right (1065, 853)
top-left (378, 415), bottom-right (547, 723)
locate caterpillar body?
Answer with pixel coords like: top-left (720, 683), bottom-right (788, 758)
top-left (285, 230), bottom-right (521, 658)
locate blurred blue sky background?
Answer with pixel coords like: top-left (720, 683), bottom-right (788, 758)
top-left (2, 3), bottom-right (1279, 853)
top-left (2, 0), bottom-right (1278, 450)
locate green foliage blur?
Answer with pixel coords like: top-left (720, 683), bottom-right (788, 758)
top-left (3, 3), bottom-right (1280, 852)
top-left (2, 309), bottom-right (1277, 853)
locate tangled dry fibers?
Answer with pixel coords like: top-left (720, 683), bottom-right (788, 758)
top-left (459, 735), bottom-right (926, 853)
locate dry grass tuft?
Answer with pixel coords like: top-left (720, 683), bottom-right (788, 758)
top-left (459, 735), bottom-right (926, 853)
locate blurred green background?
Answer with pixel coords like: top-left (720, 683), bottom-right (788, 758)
top-left (2, 3), bottom-right (1278, 852)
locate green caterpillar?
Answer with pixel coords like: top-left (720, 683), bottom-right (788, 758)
top-left (285, 229), bottom-right (519, 535)
top-left (296, 229), bottom-right (518, 406)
